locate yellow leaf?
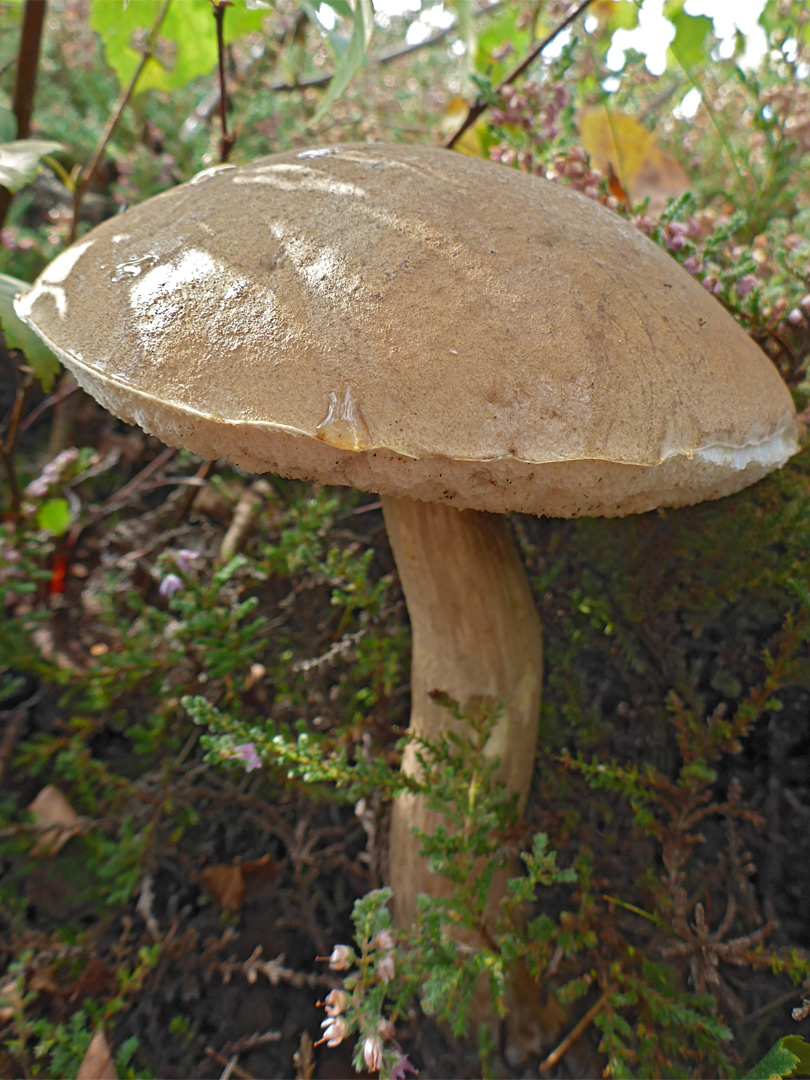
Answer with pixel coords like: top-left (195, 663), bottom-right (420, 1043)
top-left (579, 107), bottom-right (689, 213)
top-left (591, 0), bottom-right (617, 19)
top-left (439, 97), bottom-right (488, 158)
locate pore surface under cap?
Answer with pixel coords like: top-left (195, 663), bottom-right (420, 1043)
top-left (16, 143), bottom-right (798, 517)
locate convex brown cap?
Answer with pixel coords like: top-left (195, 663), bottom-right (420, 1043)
top-left (16, 143), bottom-right (798, 517)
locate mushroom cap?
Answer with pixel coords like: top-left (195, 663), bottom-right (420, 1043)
top-left (16, 143), bottom-right (798, 517)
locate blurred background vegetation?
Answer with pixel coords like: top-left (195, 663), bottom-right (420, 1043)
top-left (1, 1), bottom-right (810, 1077)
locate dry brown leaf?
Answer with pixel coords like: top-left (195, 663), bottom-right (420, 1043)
top-left (28, 966), bottom-right (59, 996)
top-left (200, 864), bottom-right (246, 913)
top-left (0, 976), bottom-right (21, 1022)
top-left (28, 785), bottom-right (80, 856)
top-left (579, 107), bottom-right (689, 214)
top-left (76, 1028), bottom-right (117, 1080)
top-left (200, 855), bottom-right (277, 913)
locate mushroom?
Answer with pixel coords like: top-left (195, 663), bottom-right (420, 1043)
top-left (15, 143), bottom-right (798, 942)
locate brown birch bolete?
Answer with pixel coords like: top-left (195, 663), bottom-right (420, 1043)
top-left (16, 143), bottom-right (798, 965)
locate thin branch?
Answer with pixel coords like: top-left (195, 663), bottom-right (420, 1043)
top-left (265, 1), bottom-right (503, 93)
top-left (538, 993), bottom-right (608, 1076)
top-left (0, 0), bottom-right (47, 228)
top-left (212, 0), bottom-right (235, 162)
top-left (67, 0), bottom-right (172, 244)
top-left (444, 0), bottom-right (598, 150)
top-left (0, 371), bottom-right (32, 524)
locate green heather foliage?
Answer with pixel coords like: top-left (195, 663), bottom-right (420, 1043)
top-left (2, 1), bottom-right (810, 1077)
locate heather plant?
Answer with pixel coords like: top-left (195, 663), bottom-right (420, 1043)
top-left (2, 1), bottom-right (810, 1077)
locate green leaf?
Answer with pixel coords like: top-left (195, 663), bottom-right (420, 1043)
top-left (91, 0), bottom-right (268, 95)
top-left (0, 273), bottom-right (61, 391)
top-left (307, 0), bottom-right (374, 128)
top-left (668, 10), bottom-right (713, 69)
top-left (746, 1035), bottom-right (810, 1080)
top-left (475, 5), bottom-right (530, 83)
top-left (36, 498), bottom-right (72, 536)
top-left (0, 139), bottom-right (63, 192)
top-left (783, 1036), bottom-right (810, 1078)
top-left (607, 1), bottom-right (639, 32)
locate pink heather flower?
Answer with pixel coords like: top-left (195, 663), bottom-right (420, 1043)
top-left (377, 1018), bottom-right (395, 1040)
top-left (323, 989), bottom-right (349, 1016)
top-left (390, 1052), bottom-right (417, 1080)
top-left (663, 222), bottom-right (688, 250)
top-left (234, 742), bottom-right (261, 772)
top-left (25, 477), bottom-right (50, 498)
top-left (633, 215), bottom-right (655, 233)
top-left (787, 308), bottom-right (805, 326)
top-left (374, 929), bottom-right (395, 951)
top-left (701, 274), bottom-right (722, 295)
top-left (376, 954), bottom-right (395, 984)
top-left (320, 1016), bottom-right (348, 1047)
top-left (159, 573), bottom-right (183, 597)
top-left (737, 274), bottom-right (759, 297)
top-left (328, 944), bottom-right (355, 971)
top-left (363, 1036), bottom-right (383, 1073)
top-left (682, 255), bottom-right (703, 276)
top-left (175, 548), bottom-right (199, 572)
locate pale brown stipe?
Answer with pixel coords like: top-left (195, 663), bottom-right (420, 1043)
top-left (15, 143), bottom-right (799, 1059)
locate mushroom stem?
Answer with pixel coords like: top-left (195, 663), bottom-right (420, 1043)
top-left (381, 495), bottom-right (543, 931)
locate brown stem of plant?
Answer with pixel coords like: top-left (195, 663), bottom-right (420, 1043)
top-left (171, 458), bottom-right (215, 527)
top-left (212, 0), bottom-right (235, 163)
top-left (67, 0), bottom-right (172, 244)
top-left (0, 0), bottom-right (47, 229)
top-left (0, 373), bottom-right (32, 524)
top-left (538, 993), bottom-right (608, 1076)
top-left (444, 0), bottom-right (598, 150)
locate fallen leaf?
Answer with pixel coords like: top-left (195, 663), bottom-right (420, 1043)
top-left (28, 966), bottom-right (59, 996)
top-left (0, 976), bottom-right (21, 1022)
top-left (579, 106), bottom-right (689, 213)
top-left (200, 864), bottom-right (245, 913)
top-left (29, 785), bottom-right (80, 856)
top-left (70, 956), bottom-right (116, 1002)
top-left (76, 1028), bottom-right (117, 1080)
top-left (200, 855), bottom-right (277, 913)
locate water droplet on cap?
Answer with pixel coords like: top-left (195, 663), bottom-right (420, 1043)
top-left (190, 164), bottom-right (238, 184)
top-left (111, 254), bottom-right (159, 282)
top-left (315, 384), bottom-right (371, 451)
top-left (297, 147), bottom-right (341, 160)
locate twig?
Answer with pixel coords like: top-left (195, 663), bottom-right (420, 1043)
top-left (18, 374), bottom-right (79, 434)
top-left (68, 0), bottom-right (172, 243)
top-left (0, 691), bottom-right (41, 788)
top-left (265, 2), bottom-right (503, 93)
top-left (0, 371), bottom-right (32, 523)
top-left (538, 993), bottom-right (608, 1076)
top-left (100, 445), bottom-right (177, 513)
top-left (204, 1047), bottom-right (254, 1080)
top-left (219, 478), bottom-right (271, 559)
top-left (212, 0), bottom-right (235, 162)
top-left (444, 0), bottom-right (597, 150)
top-left (0, 0), bottom-right (47, 228)
top-left (171, 458), bottom-right (215, 527)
